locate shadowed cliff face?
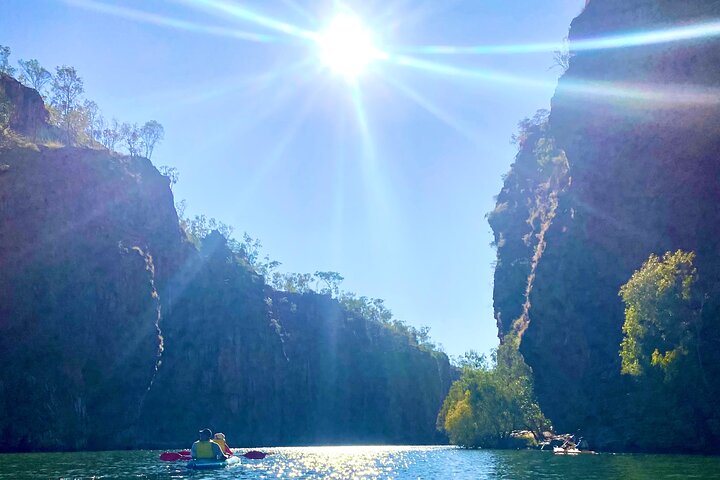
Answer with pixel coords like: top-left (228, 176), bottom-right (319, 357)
top-left (0, 73), bottom-right (48, 138)
top-left (140, 231), bottom-right (454, 447)
top-left (492, 0), bottom-right (720, 452)
top-left (0, 75), bottom-right (454, 451)
top-left (0, 143), bottom-right (170, 450)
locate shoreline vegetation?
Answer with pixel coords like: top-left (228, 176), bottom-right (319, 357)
top-left (437, 344), bottom-right (551, 451)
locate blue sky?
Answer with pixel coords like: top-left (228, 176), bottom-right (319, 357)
top-left (1, 0), bottom-right (584, 358)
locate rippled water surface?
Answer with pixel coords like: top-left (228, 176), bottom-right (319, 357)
top-left (1, 446), bottom-right (720, 479)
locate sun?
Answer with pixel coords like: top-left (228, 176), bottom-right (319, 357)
top-left (317, 14), bottom-right (378, 78)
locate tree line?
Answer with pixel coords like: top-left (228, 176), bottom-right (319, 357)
top-left (0, 45), bottom-right (164, 157)
top-left (173, 198), bottom-right (441, 352)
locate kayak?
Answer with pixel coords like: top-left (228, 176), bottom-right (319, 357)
top-left (186, 455), bottom-right (241, 470)
top-left (553, 446), bottom-right (581, 454)
top-left (553, 446), bottom-right (596, 455)
top-left (162, 450), bottom-right (267, 462)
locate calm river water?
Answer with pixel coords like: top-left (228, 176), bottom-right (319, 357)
top-left (1, 445), bottom-right (719, 479)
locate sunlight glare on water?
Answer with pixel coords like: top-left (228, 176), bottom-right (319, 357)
top-left (1, 446), bottom-right (720, 479)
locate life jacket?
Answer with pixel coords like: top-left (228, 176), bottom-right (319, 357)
top-left (195, 440), bottom-right (217, 459)
top-left (214, 438), bottom-right (230, 454)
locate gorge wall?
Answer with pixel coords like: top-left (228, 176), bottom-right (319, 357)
top-left (0, 74), bottom-right (454, 451)
top-left (492, 1), bottom-right (720, 452)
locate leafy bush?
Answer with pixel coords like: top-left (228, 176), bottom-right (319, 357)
top-left (438, 344), bottom-right (549, 448)
top-left (619, 250), bottom-right (703, 379)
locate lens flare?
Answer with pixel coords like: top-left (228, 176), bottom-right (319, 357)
top-left (318, 14), bottom-right (379, 78)
top-left (393, 21), bottom-right (720, 55)
top-left (64, 0), bottom-right (275, 42)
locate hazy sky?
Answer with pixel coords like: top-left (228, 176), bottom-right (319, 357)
top-left (1, 0), bottom-right (584, 358)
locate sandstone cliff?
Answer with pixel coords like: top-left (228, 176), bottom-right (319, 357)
top-left (491, 0), bottom-right (720, 452)
top-left (0, 74), bottom-right (454, 451)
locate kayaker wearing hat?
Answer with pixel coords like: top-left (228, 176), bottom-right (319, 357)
top-left (213, 432), bottom-right (233, 456)
top-left (191, 428), bottom-right (229, 460)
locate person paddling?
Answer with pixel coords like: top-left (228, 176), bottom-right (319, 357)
top-left (213, 432), bottom-right (233, 456)
top-left (191, 428), bottom-right (229, 460)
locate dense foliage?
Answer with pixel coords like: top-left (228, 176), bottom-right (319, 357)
top-left (615, 250), bottom-right (720, 446)
top-left (620, 250), bottom-right (703, 378)
top-left (438, 345), bottom-right (548, 448)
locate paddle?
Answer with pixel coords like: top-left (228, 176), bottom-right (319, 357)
top-left (159, 452), bottom-right (190, 461)
top-left (159, 449), bottom-right (268, 461)
top-left (243, 450), bottom-right (267, 460)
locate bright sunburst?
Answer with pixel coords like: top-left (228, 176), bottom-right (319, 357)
top-left (317, 14), bottom-right (378, 78)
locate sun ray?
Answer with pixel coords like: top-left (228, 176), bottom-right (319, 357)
top-left (393, 20), bottom-right (720, 55)
top-left (349, 82), bottom-right (376, 167)
top-left (279, 0), bottom-right (320, 27)
top-left (330, 111), bottom-right (349, 265)
top-left (163, 59), bottom-right (314, 110)
top-left (237, 82), bottom-right (324, 203)
top-left (383, 53), bottom-right (720, 106)
top-left (560, 78), bottom-right (720, 107)
top-left (348, 81), bottom-right (401, 240)
top-left (177, 0), bottom-right (316, 40)
top-left (64, 0), bottom-right (275, 43)
top-left (372, 0), bottom-right (464, 35)
top-left (384, 53), bottom-right (537, 86)
top-left (192, 60), bottom-right (321, 149)
top-left (379, 73), bottom-right (488, 145)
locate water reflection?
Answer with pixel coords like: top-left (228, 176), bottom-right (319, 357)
top-left (1, 446), bottom-right (719, 479)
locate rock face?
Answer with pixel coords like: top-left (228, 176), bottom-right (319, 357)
top-left (141, 240), bottom-right (454, 447)
top-left (492, 0), bottom-right (720, 452)
top-left (0, 75), bottom-right (454, 451)
top-left (0, 73), bottom-right (49, 138)
top-left (0, 145), bottom-right (170, 450)
top-left (489, 113), bottom-right (568, 341)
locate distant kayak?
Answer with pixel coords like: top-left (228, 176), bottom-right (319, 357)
top-left (186, 455), bottom-right (241, 470)
top-left (553, 446), bottom-right (580, 454)
top-left (553, 446), bottom-right (596, 455)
